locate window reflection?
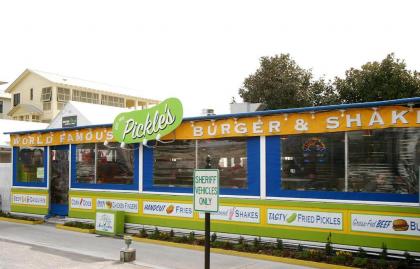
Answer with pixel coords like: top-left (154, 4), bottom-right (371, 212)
top-left (76, 143), bottom-right (134, 185)
top-left (348, 128), bottom-right (419, 194)
top-left (17, 147), bottom-right (44, 183)
top-left (281, 133), bottom-right (345, 191)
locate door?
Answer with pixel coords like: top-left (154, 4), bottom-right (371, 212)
top-left (50, 145), bottom-right (69, 216)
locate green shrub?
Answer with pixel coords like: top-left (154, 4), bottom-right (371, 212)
top-left (188, 231), bottom-right (195, 242)
top-left (222, 241), bottom-right (233, 250)
top-left (296, 250), bottom-right (311, 260)
top-left (376, 258), bottom-right (388, 269)
top-left (357, 247), bottom-right (367, 258)
top-left (149, 227), bottom-right (160, 239)
top-left (352, 257), bottom-right (368, 267)
top-left (325, 233), bottom-right (333, 256)
top-left (331, 255), bottom-right (346, 265)
top-left (380, 243), bottom-right (388, 260)
top-left (139, 228), bottom-right (148, 238)
top-left (307, 249), bottom-right (324, 262)
top-left (210, 232), bottom-right (217, 242)
top-left (404, 251), bottom-right (414, 266)
top-left (276, 239), bottom-right (283, 251)
top-left (64, 221), bottom-right (94, 229)
top-left (297, 244), bottom-right (303, 252)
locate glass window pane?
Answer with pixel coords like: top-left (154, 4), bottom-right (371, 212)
top-left (76, 144), bottom-right (96, 183)
top-left (153, 140), bottom-right (196, 187)
top-left (96, 143), bottom-right (134, 184)
top-left (198, 138), bottom-right (248, 189)
top-left (348, 128), bottom-right (419, 194)
top-left (281, 133), bottom-right (345, 191)
top-left (17, 147), bottom-right (44, 183)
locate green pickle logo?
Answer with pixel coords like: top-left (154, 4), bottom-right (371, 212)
top-left (286, 213), bottom-right (297, 223)
top-left (112, 98), bottom-right (183, 144)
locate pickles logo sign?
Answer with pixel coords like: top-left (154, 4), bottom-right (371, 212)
top-left (112, 98), bottom-right (183, 144)
top-left (267, 209), bottom-right (343, 230)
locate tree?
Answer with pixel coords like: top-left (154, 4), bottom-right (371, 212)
top-left (335, 53), bottom-right (420, 103)
top-left (239, 54), bottom-right (321, 110)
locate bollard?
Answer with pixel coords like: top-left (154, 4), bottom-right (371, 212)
top-left (120, 236), bottom-right (136, 262)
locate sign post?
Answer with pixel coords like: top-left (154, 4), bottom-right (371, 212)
top-left (193, 165), bottom-right (219, 269)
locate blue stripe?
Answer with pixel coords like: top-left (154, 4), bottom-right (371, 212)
top-left (5, 97), bottom-right (420, 135)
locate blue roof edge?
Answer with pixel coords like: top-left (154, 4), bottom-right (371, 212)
top-left (5, 97), bottom-right (420, 135)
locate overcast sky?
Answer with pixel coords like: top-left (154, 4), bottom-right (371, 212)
top-left (1, 0), bottom-right (419, 116)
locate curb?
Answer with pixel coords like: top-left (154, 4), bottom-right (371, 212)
top-left (0, 217), bottom-right (44, 225)
top-left (55, 224), bottom-right (96, 234)
top-left (131, 237), bottom-right (354, 269)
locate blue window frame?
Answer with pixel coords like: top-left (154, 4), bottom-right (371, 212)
top-left (13, 146), bottom-right (48, 188)
top-left (143, 137), bottom-right (260, 196)
top-left (266, 135), bottom-right (419, 203)
top-left (70, 144), bottom-right (139, 191)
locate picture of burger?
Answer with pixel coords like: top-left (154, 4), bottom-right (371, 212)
top-left (166, 205), bottom-right (174, 214)
top-left (392, 219), bottom-right (409, 231)
top-left (106, 201), bottom-right (113, 209)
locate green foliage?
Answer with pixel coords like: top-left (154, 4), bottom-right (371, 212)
top-left (210, 232), bottom-right (217, 243)
top-left (169, 229), bottom-right (174, 238)
top-left (0, 211), bottom-right (40, 222)
top-left (404, 251), bottom-right (414, 266)
top-left (239, 54), bottom-right (330, 109)
top-left (276, 239), bottom-right (283, 251)
top-left (335, 53), bottom-right (420, 103)
top-left (297, 244), bottom-right (303, 252)
top-left (252, 237), bottom-right (261, 251)
top-left (352, 257), bottom-right (368, 267)
top-left (330, 255), bottom-right (346, 265)
top-left (380, 243), bottom-right (388, 260)
top-left (188, 231), bottom-right (195, 242)
top-left (139, 228), bottom-right (148, 238)
top-left (296, 250), bottom-right (311, 260)
top-left (64, 221), bottom-right (94, 229)
top-left (357, 247), bottom-right (367, 258)
top-left (325, 233), bottom-right (333, 256)
top-left (239, 53), bottom-right (420, 109)
top-left (149, 227), bottom-right (160, 239)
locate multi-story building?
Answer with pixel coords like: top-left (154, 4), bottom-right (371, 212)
top-left (4, 69), bottom-right (159, 123)
top-left (0, 91), bottom-right (11, 120)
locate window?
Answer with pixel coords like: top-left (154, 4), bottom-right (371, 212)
top-left (41, 87), bottom-right (52, 101)
top-left (0, 101), bottom-right (3, 113)
top-left (153, 140), bottom-right (196, 187)
top-left (281, 133), bottom-right (345, 191)
top-left (96, 143), bottom-right (134, 184)
top-left (25, 115), bottom-right (30, 121)
top-left (76, 144), bottom-right (96, 183)
top-left (13, 93), bottom-right (20, 106)
top-left (16, 147), bottom-right (45, 183)
top-left (348, 128), bottom-right (419, 194)
top-left (198, 138), bottom-right (248, 188)
top-left (32, 115), bottom-right (40, 122)
top-left (101, 95), bottom-right (124, 107)
top-left (76, 143), bottom-right (134, 185)
top-left (57, 87), bottom-right (70, 102)
top-left (30, 88), bottom-right (33, 100)
top-left (57, 102), bottom-right (65, 110)
top-left (43, 102), bottom-right (51, 111)
top-left (152, 138), bottom-right (248, 189)
top-left (72, 90), bottom-right (99, 104)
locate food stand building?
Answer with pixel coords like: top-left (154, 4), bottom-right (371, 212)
top-left (6, 97), bottom-right (420, 252)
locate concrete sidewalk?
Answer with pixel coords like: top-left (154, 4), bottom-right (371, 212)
top-left (0, 221), bottom-right (312, 269)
